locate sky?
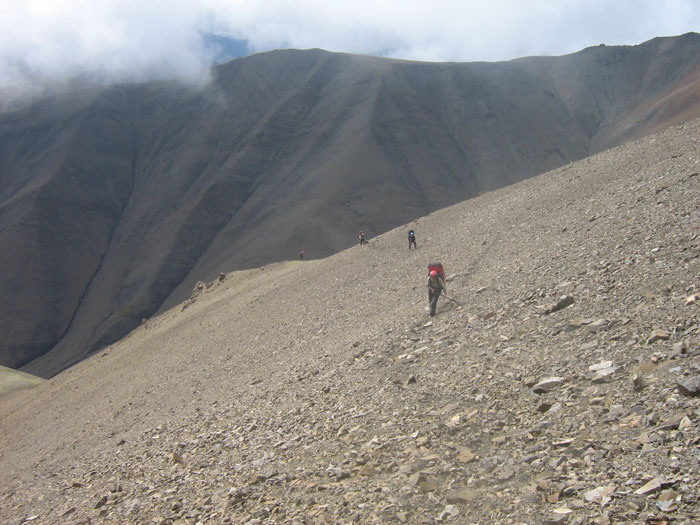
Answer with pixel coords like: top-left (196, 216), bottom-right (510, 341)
top-left (1, 0), bottom-right (699, 103)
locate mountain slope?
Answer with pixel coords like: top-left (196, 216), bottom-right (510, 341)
top-left (1, 118), bottom-right (699, 523)
top-left (1, 34), bottom-right (700, 376)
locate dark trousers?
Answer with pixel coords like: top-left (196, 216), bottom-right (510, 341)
top-left (409, 239), bottom-right (416, 249)
top-left (429, 288), bottom-right (442, 316)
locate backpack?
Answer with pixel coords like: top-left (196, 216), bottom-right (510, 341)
top-left (428, 262), bottom-right (445, 280)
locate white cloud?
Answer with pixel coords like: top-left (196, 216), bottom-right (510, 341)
top-left (1, 0), bottom-right (699, 104)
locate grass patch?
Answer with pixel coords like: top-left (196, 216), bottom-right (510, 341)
top-left (0, 365), bottom-right (46, 396)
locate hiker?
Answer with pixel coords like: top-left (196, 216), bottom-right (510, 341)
top-left (358, 231), bottom-right (366, 245)
top-left (299, 250), bottom-right (304, 260)
top-left (408, 230), bottom-right (417, 250)
top-left (427, 264), bottom-right (447, 316)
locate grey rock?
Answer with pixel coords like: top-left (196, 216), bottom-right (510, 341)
top-left (677, 377), bottom-right (700, 397)
top-left (533, 376), bottom-right (564, 394)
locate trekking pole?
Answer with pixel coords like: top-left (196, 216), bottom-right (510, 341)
top-left (444, 295), bottom-right (464, 306)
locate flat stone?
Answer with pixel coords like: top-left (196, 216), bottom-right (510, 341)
top-left (647, 329), bottom-right (670, 344)
top-left (589, 360), bottom-right (614, 372)
top-left (636, 477), bottom-right (663, 495)
top-left (533, 376), bottom-right (564, 394)
top-left (584, 485), bottom-right (614, 503)
top-left (446, 490), bottom-right (480, 504)
top-left (592, 367), bottom-right (617, 383)
top-left (658, 414), bottom-right (684, 430)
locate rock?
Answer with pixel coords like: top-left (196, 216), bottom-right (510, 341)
top-left (632, 374), bottom-right (646, 391)
top-left (657, 489), bottom-right (679, 512)
top-left (446, 490), bottom-right (480, 504)
top-left (438, 504), bottom-right (459, 521)
top-left (685, 293), bottom-right (700, 305)
top-left (678, 415), bottom-right (692, 431)
top-left (592, 365), bottom-right (617, 383)
top-left (172, 450), bottom-right (184, 465)
top-left (533, 377), bottom-right (564, 394)
top-left (456, 448), bottom-right (476, 464)
top-left (635, 477), bottom-right (663, 495)
top-left (584, 485), bottom-right (614, 504)
top-left (671, 341), bottom-right (687, 355)
top-left (543, 515), bottom-right (569, 525)
top-left (647, 329), bottom-right (670, 344)
top-left (523, 376), bottom-right (537, 387)
top-left (546, 295), bottom-right (575, 314)
top-left (658, 414), bottom-right (684, 430)
top-left (677, 377), bottom-right (700, 397)
top-left (589, 360), bottom-right (614, 372)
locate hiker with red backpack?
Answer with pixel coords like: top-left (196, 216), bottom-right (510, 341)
top-left (358, 231), bottom-right (366, 245)
top-left (427, 262), bottom-right (447, 316)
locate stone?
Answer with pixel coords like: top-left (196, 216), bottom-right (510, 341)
top-left (543, 515), bottom-right (569, 525)
top-left (657, 489), bottom-right (679, 512)
top-left (533, 377), bottom-right (564, 394)
top-left (589, 360), bottom-right (614, 372)
top-left (677, 377), bottom-right (700, 397)
top-left (678, 415), bottom-right (692, 431)
top-left (547, 295), bottom-right (575, 314)
top-left (658, 414), bottom-right (684, 430)
top-left (685, 293), bottom-right (700, 305)
top-left (446, 490), bottom-right (480, 504)
top-left (636, 477), bottom-right (663, 495)
top-left (584, 485), bottom-right (614, 504)
top-left (438, 504), bottom-right (459, 521)
top-left (632, 374), bottom-right (646, 391)
top-left (592, 365), bottom-right (617, 383)
top-left (523, 376), bottom-right (537, 387)
top-left (456, 448), bottom-right (476, 464)
top-left (671, 341), bottom-right (687, 355)
top-left (647, 329), bottom-right (670, 344)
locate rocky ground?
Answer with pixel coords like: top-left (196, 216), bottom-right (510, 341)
top-left (1, 119), bottom-right (700, 524)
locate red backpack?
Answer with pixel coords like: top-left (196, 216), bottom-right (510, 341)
top-left (428, 262), bottom-right (445, 280)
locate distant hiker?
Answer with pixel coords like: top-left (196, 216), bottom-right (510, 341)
top-left (427, 262), bottom-right (447, 316)
top-left (299, 250), bottom-right (305, 260)
top-left (408, 230), bottom-right (417, 250)
top-left (359, 231), bottom-right (366, 245)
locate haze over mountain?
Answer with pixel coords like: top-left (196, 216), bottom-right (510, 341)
top-left (1, 33), bottom-right (700, 377)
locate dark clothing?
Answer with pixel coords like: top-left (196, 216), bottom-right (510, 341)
top-left (427, 275), bottom-right (447, 316)
top-left (429, 288), bottom-right (442, 316)
top-left (408, 234), bottom-right (416, 250)
top-left (359, 233), bottom-right (366, 245)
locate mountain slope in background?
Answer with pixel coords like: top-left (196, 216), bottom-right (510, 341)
top-left (1, 119), bottom-right (699, 523)
top-left (1, 33), bottom-right (700, 376)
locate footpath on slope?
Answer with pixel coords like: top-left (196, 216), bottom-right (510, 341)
top-left (1, 120), bottom-right (700, 524)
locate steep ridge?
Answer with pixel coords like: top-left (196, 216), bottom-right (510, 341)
top-left (1, 119), bottom-right (699, 523)
top-left (1, 34), bottom-right (700, 377)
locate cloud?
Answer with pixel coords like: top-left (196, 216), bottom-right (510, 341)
top-left (1, 0), bottom-right (699, 106)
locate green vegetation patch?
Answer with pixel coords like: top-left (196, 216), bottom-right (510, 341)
top-left (0, 365), bottom-right (46, 396)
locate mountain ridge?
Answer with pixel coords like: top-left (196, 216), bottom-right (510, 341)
top-left (1, 33), bottom-right (700, 376)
